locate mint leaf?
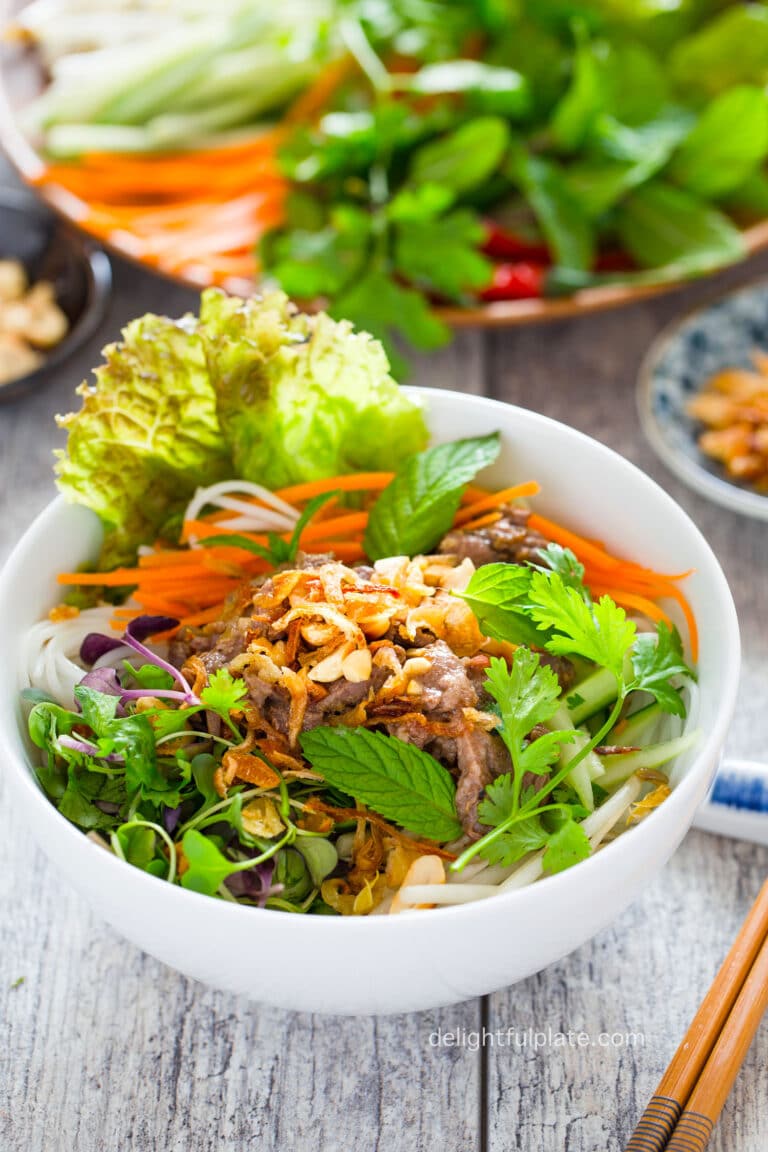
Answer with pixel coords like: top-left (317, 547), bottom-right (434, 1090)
top-left (455, 563), bottom-right (543, 647)
top-left (364, 433), bottom-right (501, 561)
top-left (542, 818), bottom-right (591, 875)
top-left (669, 86), bottom-right (768, 199)
top-left (299, 726), bottom-right (462, 841)
top-left (629, 623), bottom-right (695, 718)
top-left (200, 669), bottom-right (248, 716)
top-left (527, 570), bottom-right (636, 681)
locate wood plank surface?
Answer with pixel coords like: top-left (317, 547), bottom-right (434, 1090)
top-left (1, 161), bottom-right (767, 1152)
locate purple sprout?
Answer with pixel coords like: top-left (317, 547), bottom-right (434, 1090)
top-left (57, 733), bottom-right (124, 763)
top-left (225, 859), bottom-right (279, 907)
top-left (162, 804), bottom-right (182, 836)
top-left (78, 615), bottom-right (200, 707)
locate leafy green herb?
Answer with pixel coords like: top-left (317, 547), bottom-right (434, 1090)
top-left (299, 726), bottom-right (463, 842)
top-left (364, 432), bottom-right (500, 560)
top-left (201, 490), bottom-right (338, 567)
top-left (200, 669), bottom-right (248, 717)
top-left (630, 623), bottom-right (695, 718)
top-left (408, 116), bottom-right (512, 193)
top-left (526, 571), bottom-right (635, 680)
top-left (454, 562), bottom-right (542, 647)
top-left (669, 86), bottom-right (768, 199)
top-left (181, 830), bottom-right (238, 896)
top-left (454, 566), bottom-right (697, 871)
top-left (534, 543), bottom-right (590, 602)
top-left (615, 181), bottom-right (746, 276)
top-left (542, 819), bottom-right (591, 875)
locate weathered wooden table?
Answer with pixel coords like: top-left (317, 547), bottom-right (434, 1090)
top-left (2, 163), bottom-right (767, 1152)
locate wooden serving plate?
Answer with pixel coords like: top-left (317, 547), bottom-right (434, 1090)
top-left (5, 8), bottom-right (768, 327)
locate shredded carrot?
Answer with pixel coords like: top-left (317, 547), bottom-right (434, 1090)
top-left (588, 587), bottom-right (671, 627)
top-left (274, 473), bottom-right (396, 502)
top-left (299, 511), bottom-right (369, 543)
top-left (457, 511), bottom-right (502, 532)
top-left (452, 481), bottom-right (540, 527)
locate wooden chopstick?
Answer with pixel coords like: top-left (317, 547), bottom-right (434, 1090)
top-left (625, 876), bottom-right (768, 1152)
top-left (664, 932), bottom-right (768, 1150)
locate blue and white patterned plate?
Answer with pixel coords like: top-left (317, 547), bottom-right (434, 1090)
top-left (638, 279), bottom-right (768, 520)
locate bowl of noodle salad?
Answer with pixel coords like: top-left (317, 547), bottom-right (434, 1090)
top-left (0, 293), bottom-right (739, 1014)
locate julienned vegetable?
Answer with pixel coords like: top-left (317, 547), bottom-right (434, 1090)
top-left (24, 296), bottom-right (699, 915)
top-left (13, 1), bottom-right (768, 371)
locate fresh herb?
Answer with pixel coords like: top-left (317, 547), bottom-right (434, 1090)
top-left (299, 726), bottom-right (463, 842)
top-left (199, 669), bottom-right (248, 716)
top-left (464, 652), bottom-right (578, 869)
top-left (260, 4), bottom-right (768, 367)
top-left (364, 432), bottom-right (500, 560)
top-left (201, 490), bottom-right (338, 567)
top-left (454, 568), bottom-right (696, 871)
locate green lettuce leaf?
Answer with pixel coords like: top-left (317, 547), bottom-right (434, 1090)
top-left (198, 288), bottom-right (428, 488)
top-left (55, 313), bottom-right (229, 568)
top-left (55, 291), bottom-right (427, 569)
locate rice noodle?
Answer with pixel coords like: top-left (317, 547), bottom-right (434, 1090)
top-left (182, 480), bottom-right (300, 542)
top-left (397, 884), bottom-right (499, 906)
top-left (21, 604), bottom-right (117, 706)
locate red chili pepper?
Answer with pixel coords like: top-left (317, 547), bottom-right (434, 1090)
top-left (480, 261), bottom-right (546, 301)
top-left (482, 221), bottom-right (551, 263)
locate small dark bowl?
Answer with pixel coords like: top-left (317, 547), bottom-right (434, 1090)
top-left (0, 187), bottom-right (111, 403)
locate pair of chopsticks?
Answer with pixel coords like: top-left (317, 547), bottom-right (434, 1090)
top-left (625, 877), bottom-right (768, 1151)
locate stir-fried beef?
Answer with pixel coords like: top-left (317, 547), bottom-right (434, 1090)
top-left (417, 639), bottom-right (477, 713)
top-left (439, 505), bottom-right (549, 567)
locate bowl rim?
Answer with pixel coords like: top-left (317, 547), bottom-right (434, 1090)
top-left (637, 276), bottom-right (768, 522)
top-left (0, 388), bottom-right (741, 931)
top-left (0, 186), bottom-right (112, 404)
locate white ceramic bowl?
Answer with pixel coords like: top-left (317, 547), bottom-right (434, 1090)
top-left (0, 388), bottom-right (740, 1016)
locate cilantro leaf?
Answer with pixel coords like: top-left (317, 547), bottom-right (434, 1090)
top-left (455, 563), bottom-right (542, 647)
top-left (330, 262), bottom-right (450, 379)
top-left (527, 571), bottom-right (636, 680)
top-left (364, 432), bottom-right (501, 560)
top-left (299, 726), bottom-right (463, 842)
top-left (477, 775), bottom-right (550, 866)
top-left (478, 816), bottom-right (550, 867)
top-left (534, 544), bottom-right (591, 603)
top-left (542, 818), bottom-right (591, 875)
top-left (629, 622), bottom-right (695, 718)
top-left (200, 669), bottom-right (248, 717)
top-left (392, 205), bottom-right (492, 299)
top-left (484, 650), bottom-right (562, 757)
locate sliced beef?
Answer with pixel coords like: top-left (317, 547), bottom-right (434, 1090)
top-left (538, 651), bottom-right (576, 693)
top-left (243, 669), bottom-right (291, 736)
top-left (455, 728), bottom-right (511, 840)
top-left (303, 665), bottom-right (389, 729)
top-left (417, 639), bottom-right (478, 714)
top-left (439, 505), bottom-right (549, 567)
